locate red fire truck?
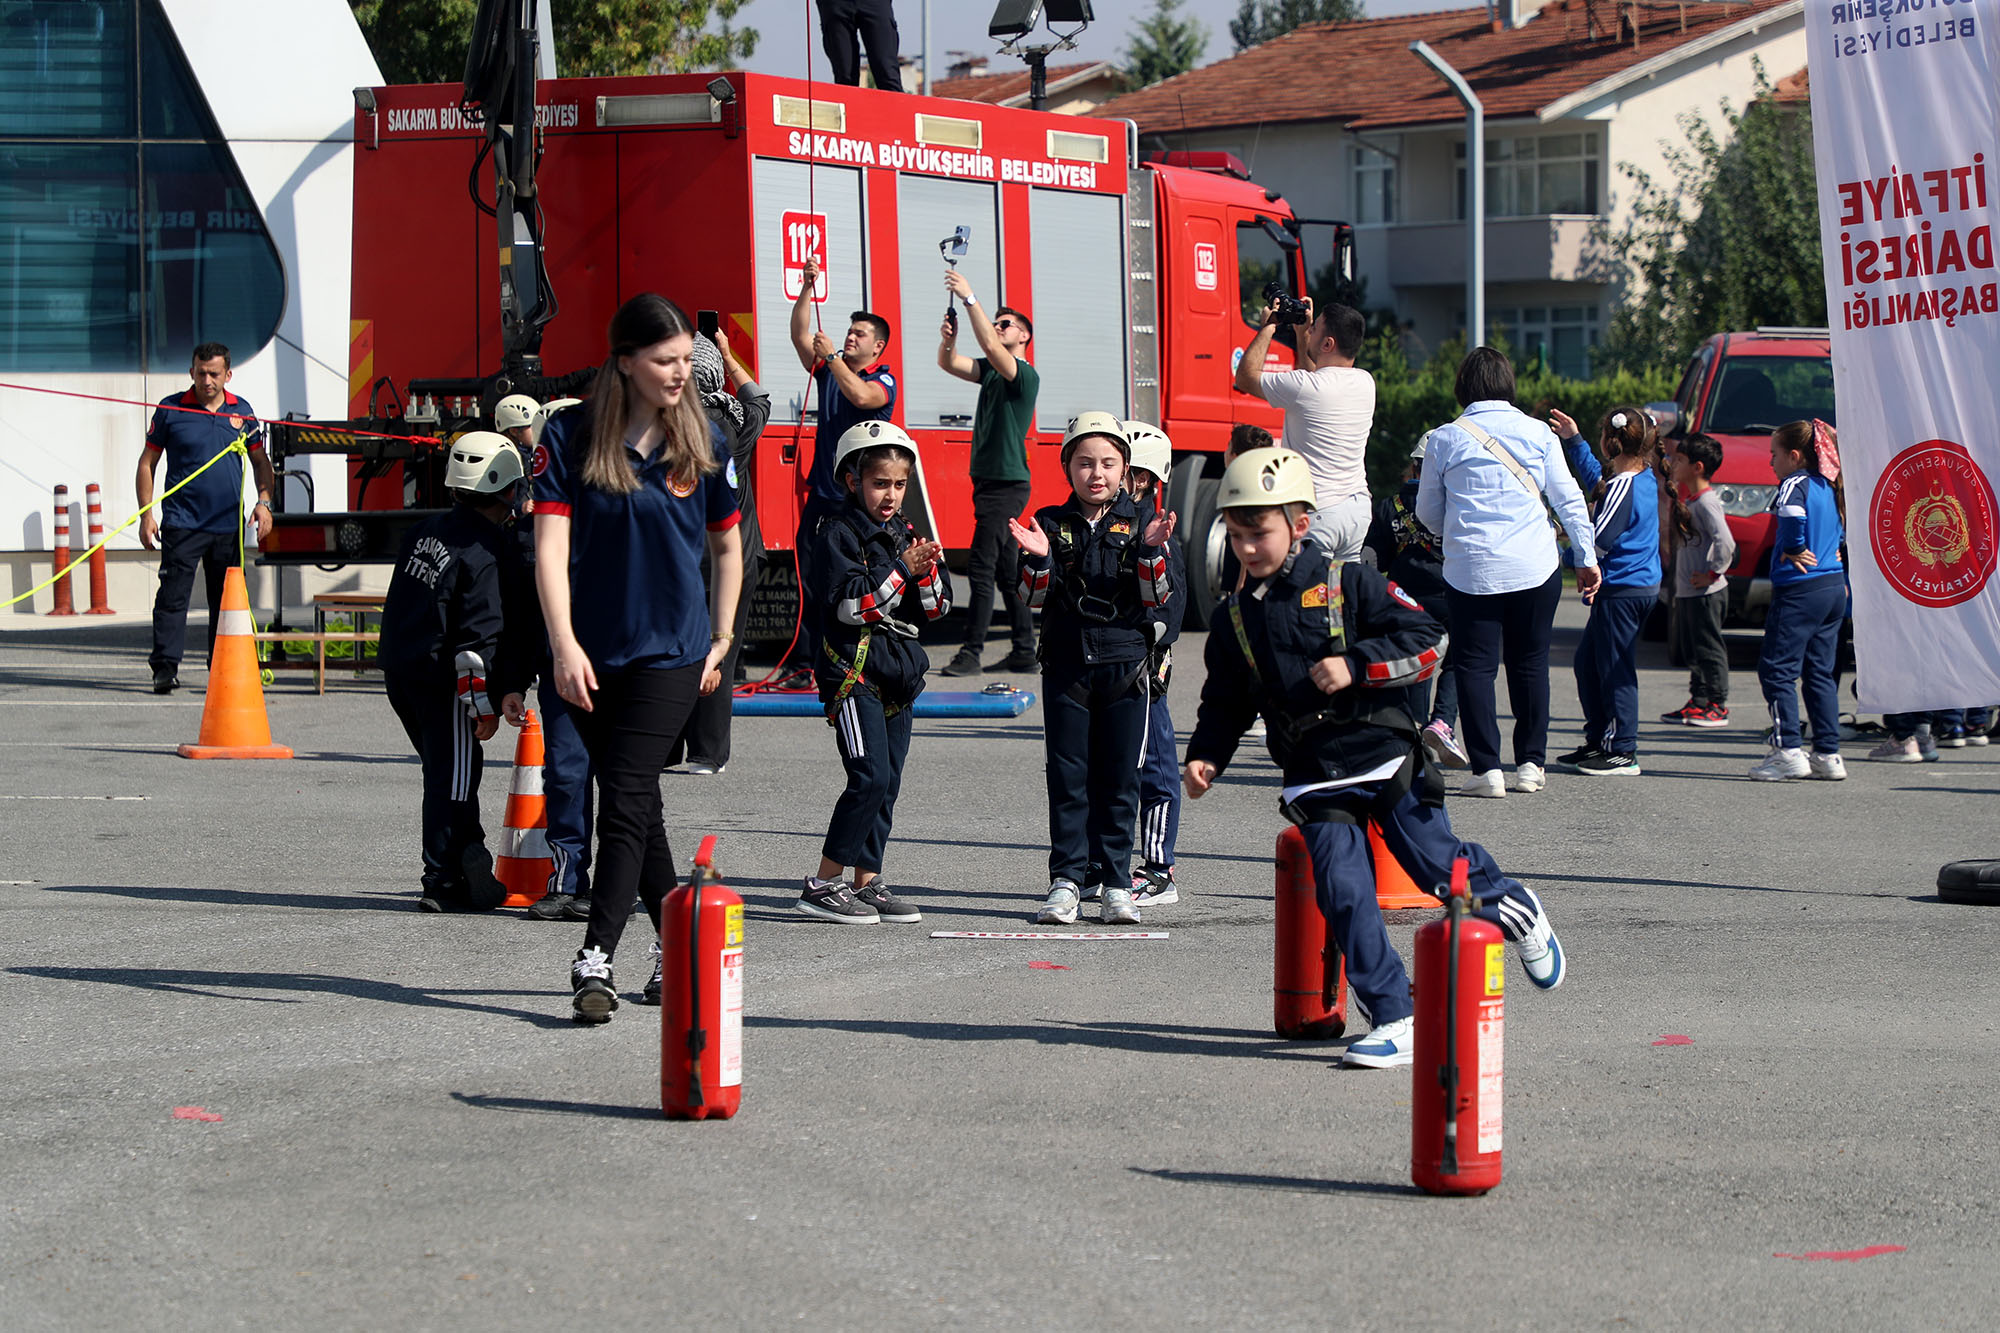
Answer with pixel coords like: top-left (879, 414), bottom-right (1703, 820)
top-left (264, 64), bottom-right (1349, 630)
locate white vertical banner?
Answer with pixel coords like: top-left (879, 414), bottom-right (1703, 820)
top-left (1809, 2), bottom-right (2000, 711)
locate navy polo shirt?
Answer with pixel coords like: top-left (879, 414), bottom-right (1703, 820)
top-left (533, 407), bottom-right (741, 673)
top-left (144, 389), bottom-right (267, 534)
top-left (808, 361), bottom-right (896, 501)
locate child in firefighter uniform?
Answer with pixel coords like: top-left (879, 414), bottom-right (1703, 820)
top-left (1124, 420), bottom-right (1188, 907)
top-left (797, 421), bottom-right (951, 925)
top-left (380, 432), bottom-right (536, 913)
top-left (1183, 448), bottom-right (1567, 1067)
top-left (1011, 413), bottom-right (1175, 926)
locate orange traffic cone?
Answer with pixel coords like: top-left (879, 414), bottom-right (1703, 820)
top-left (496, 709), bottom-right (552, 907)
top-left (177, 567), bottom-right (292, 760)
top-left (1369, 819), bottom-right (1438, 910)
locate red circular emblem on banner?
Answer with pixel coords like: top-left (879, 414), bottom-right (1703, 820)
top-left (531, 444), bottom-right (550, 478)
top-left (1868, 440), bottom-right (1998, 608)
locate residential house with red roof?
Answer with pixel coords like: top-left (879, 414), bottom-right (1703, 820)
top-left (928, 55), bottom-right (1129, 115)
top-left (1094, 0), bottom-right (1805, 376)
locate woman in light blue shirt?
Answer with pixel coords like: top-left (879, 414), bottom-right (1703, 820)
top-left (1416, 348), bottom-right (1600, 796)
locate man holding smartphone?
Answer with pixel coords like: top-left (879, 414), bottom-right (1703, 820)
top-left (937, 269), bottom-right (1038, 676)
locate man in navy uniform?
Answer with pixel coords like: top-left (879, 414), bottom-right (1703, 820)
top-left (136, 342), bottom-right (277, 693)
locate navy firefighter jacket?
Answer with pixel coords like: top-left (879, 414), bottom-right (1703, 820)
top-left (380, 504), bottom-right (537, 702)
top-left (811, 503), bottom-right (951, 708)
top-left (1185, 544), bottom-right (1445, 788)
top-left (1017, 491), bottom-right (1171, 671)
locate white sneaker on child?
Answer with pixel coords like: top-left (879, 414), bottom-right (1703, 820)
top-left (1808, 752), bottom-right (1847, 781)
top-left (1749, 746), bottom-right (1812, 781)
top-left (1512, 762), bottom-right (1546, 793)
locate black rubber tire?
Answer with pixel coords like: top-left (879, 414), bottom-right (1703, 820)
top-left (1937, 860), bottom-right (2000, 905)
top-left (1182, 475), bottom-right (1224, 631)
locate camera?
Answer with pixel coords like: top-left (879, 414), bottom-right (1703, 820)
top-left (1261, 281), bottom-right (1310, 327)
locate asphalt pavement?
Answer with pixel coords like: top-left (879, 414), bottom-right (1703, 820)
top-left (2, 603), bottom-right (1997, 1329)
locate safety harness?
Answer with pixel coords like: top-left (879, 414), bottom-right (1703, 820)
top-left (820, 508), bottom-right (917, 724)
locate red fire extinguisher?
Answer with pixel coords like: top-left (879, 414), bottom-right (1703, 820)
top-left (661, 834), bottom-right (743, 1121)
top-left (1411, 856), bottom-right (1504, 1195)
top-left (1273, 827), bottom-right (1347, 1038)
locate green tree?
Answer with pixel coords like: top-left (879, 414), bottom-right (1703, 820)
top-left (1124, 0), bottom-right (1208, 89)
top-left (1230, 0), bottom-right (1364, 53)
top-left (1597, 61), bottom-right (1823, 374)
top-left (349, 0), bottom-right (757, 85)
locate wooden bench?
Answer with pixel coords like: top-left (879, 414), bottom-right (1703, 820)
top-left (251, 630), bottom-right (382, 695)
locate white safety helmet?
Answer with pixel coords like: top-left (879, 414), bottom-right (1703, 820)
top-left (1060, 411), bottom-right (1130, 465)
top-left (1121, 419), bottom-right (1173, 483)
top-left (444, 430), bottom-right (526, 496)
top-left (1410, 430), bottom-right (1430, 462)
top-left (832, 419), bottom-right (920, 481)
top-left (493, 394), bottom-right (540, 433)
top-left (1217, 447), bottom-right (1317, 512)
top-left (533, 398), bottom-right (582, 442)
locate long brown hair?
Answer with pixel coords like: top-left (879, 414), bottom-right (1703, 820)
top-left (581, 293), bottom-right (717, 494)
top-left (1599, 403), bottom-right (1695, 544)
top-left (1772, 419), bottom-right (1845, 522)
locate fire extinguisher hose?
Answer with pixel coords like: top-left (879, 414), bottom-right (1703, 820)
top-left (687, 874), bottom-right (708, 1110)
top-left (1440, 866), bottom-right (1466, 1178)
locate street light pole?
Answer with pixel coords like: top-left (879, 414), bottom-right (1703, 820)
top-left (923, 0), bottom-right (933, 95)
top-left (1410, 41), bottom-right (1484, 351)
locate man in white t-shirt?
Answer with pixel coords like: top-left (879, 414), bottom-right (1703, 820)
top-left (1233, 299), bottom-right (1374, 559)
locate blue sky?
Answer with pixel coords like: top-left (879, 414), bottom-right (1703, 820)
top-left (725, 0), bottom-right (1461, 85)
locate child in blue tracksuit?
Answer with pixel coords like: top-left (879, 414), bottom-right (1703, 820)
top-left (1555, 406), bottom-right (1687, 776)
top-left (1752, 420), bottom-right (1848, 781)
top-left (1013, 413), bottom-right (1174, 926)
top-left (1123, 420), bottom-right (1187, 907)
top-left (1184, 447), bottom-right (1566, 1068)
top-left (797, 421), bottom-right (952, 925)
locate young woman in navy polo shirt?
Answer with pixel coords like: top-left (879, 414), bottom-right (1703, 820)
top-left (534, 294), bottom-right (744, 1024)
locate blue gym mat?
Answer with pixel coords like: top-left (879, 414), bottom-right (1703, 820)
top-left (733, 688), bottom-right (1037, 718)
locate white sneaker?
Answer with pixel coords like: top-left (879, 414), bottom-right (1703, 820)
top-left (1100, 886), bottom-right (1141, 925)
top-left (1036, 880), bottom-right (1081, 925)
top-left (1749, 746), bottom-right (1811, 781)
top-left (1866, 736), bottom-right (1921, 763)
top-left (1512, 761), bottom-right (1546, 793)
top-left (1494, 886), bottom-right (1565, 990)
top-left (1458, 769), bottom-right (1506, 798)
top-left (1341, 1016), bottom-right (1416, 1068)
top-left (1809, 752), bottom-right (1847, 781)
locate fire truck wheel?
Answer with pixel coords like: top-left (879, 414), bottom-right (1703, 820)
top-left (1937, 860), bottom-right (2000, 905)
top-left (1182, 475), bottom-right (1223, 631)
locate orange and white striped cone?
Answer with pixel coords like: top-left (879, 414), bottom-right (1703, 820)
top-left (84, 483), bottom-right (114, 614)
top-left (47, 485), bottom-right (75, 616)
top-left (177, 567), bottom-right (292, 760)
top-left (496, 709), bottom-right (552, 907)
top-left (1369, 819), bottom-right (1438, 910)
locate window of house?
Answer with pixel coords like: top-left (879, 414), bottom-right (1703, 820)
top-left (1488, 304), bottom-right (1601, 378)
top-left (1455, 131), bottom-right (1601, 219)
top-left (0, 0), bottom-right (285, 372)
top-left (1350, 144), bottom-right (1395, 225)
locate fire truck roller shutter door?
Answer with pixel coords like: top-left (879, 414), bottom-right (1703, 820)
top-left (751, 157), bottom-right (869, 426)
top-left (897, 175), bottom-right (999, 431)
top-left (1028, 186), bottom-right (1129, 428)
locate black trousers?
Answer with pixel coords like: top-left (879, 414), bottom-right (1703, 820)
top-left (570, 664), bottom-right (705, 959)
top-left (962, 478), bottom-right (1035, 657)
top-left (673, 548), bottom-right (760, 769)
top-left (386, 667), bottom-right (486, 892)
top-left (149, 526), bottom-right (239, 671)
top-left (1673, 591), bottom-right (1730, 706)
top-left (1043, 660), bottom-right (1148, 888)
top-left (1445, 569), bottom-right (1562, 772)
top-left (816, 0), bottom-right (903, 90)
top-left (822, 687), bottom-right (913, 873)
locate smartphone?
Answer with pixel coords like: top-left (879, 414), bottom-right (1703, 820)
top-left (697, 309), bottom-right (720, 342)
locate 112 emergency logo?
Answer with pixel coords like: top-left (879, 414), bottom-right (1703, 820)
top-left (1869, 439), bottom-right (1998, 607)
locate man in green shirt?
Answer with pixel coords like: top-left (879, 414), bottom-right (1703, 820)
top-left (937, 269), bottom-right (1039, 675)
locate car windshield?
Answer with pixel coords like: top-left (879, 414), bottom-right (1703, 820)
top-left (1701, 355), bottom-right (1837, 434)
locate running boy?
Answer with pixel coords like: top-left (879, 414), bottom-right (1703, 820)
top-left (380, 432), bottom-right (535, 912)
top-left (1124, 419), bottom-right (1186, 907)
top-left (798, 422), bottom-right (951, 924)
top-left (1012, 413), bottom-right (1175, 926)
top-left (1661, 434), bottom-right (1736, 727)
top-left (1183, 448), bottom-right (1565, 1067)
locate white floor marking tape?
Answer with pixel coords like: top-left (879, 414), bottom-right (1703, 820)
top-left (0, 795), bottom-right (148, 801)
top-left (0, 880), bottom-right (37, 885)
top-left (929, 931), bottom-right (1170, 941)
top-left (0, 701), bottom-right (204, 706)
